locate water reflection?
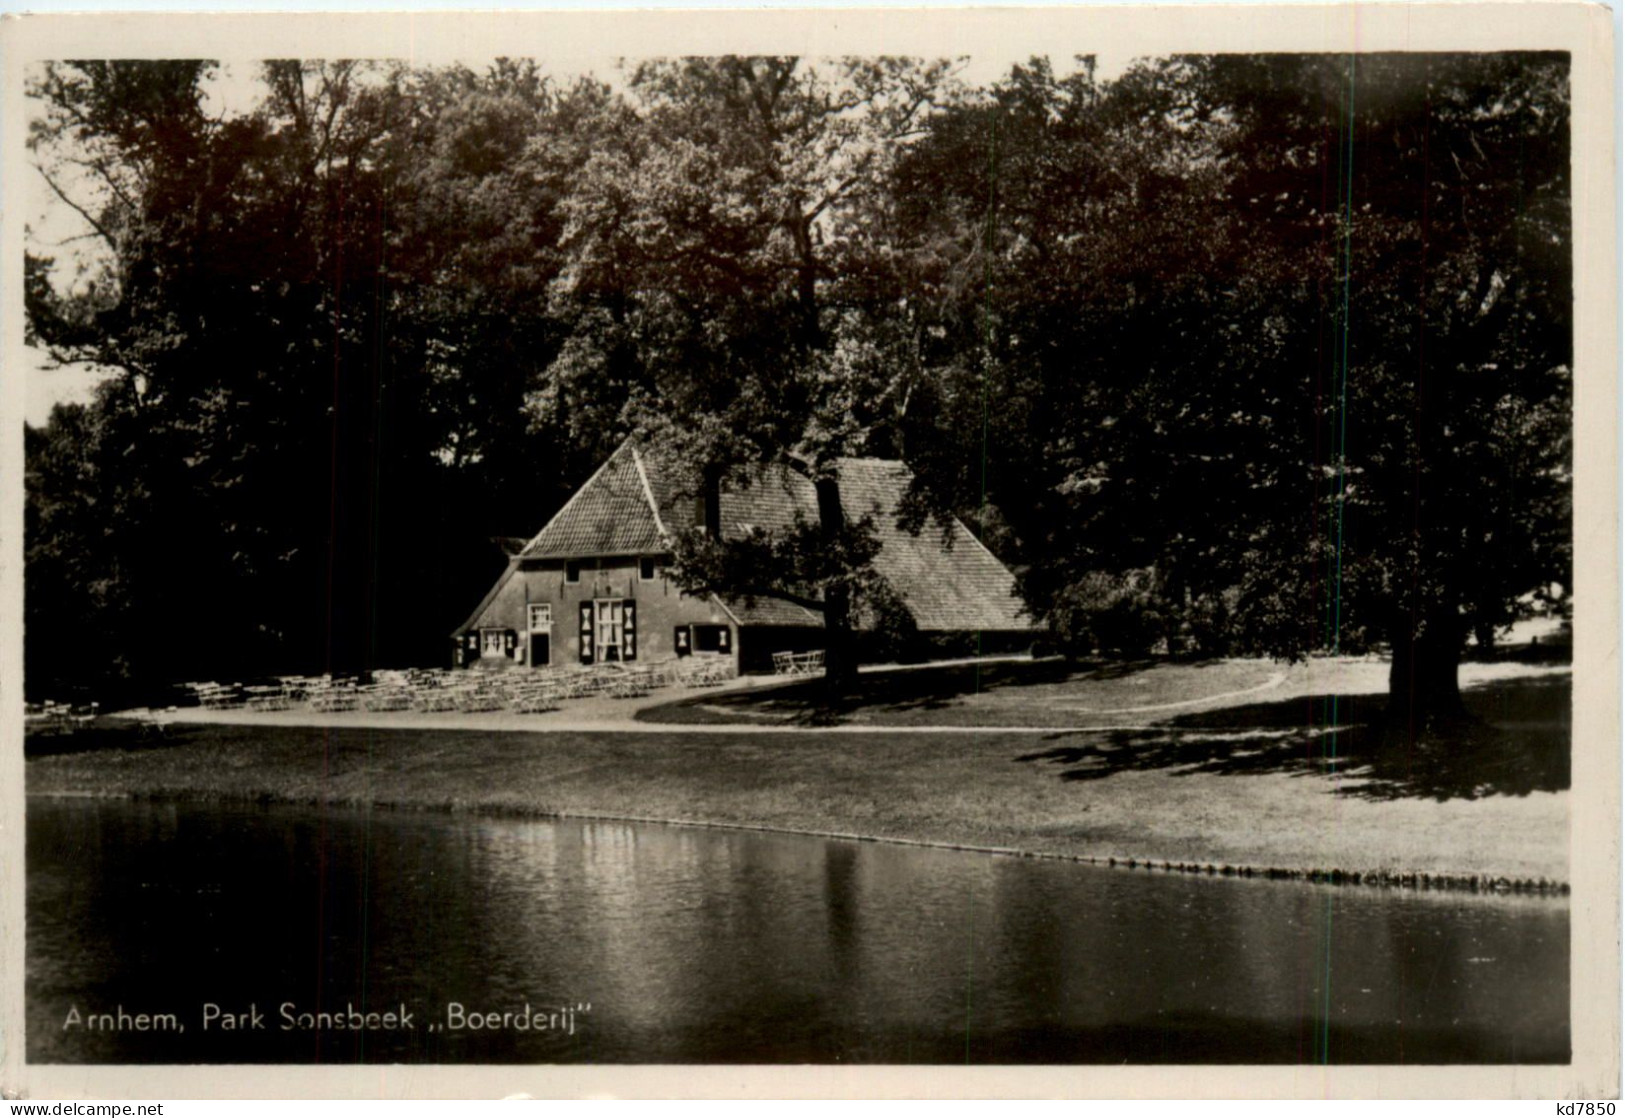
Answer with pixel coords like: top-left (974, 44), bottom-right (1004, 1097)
top-left (28, 798), bottom-right (1567, 1064)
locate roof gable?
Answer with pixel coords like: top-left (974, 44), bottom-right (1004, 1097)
top-left (519, 442), bottom-right (666, 560)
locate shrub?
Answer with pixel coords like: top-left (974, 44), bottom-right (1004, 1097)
top-left (1050, 570), bottom-right (1168, 659)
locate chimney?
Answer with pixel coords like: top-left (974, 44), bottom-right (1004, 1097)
top-left (700, 466), bottom-right (722, 537)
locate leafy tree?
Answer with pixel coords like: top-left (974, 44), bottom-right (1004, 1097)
top-left (892, 57), bottom-right (1247, 645)
top-left (1174, 53), bottom-right (1571, 735)
top-left (25, 58), bottom-right (297, 697)
top-left (904, 53), bottom-right (1571, 735)
top-left (23, 59), bottom-right (579, 695)
top-left (24, 403), bottom-right (115, 698)
top-left (543, 56), bottom-right (961, 687)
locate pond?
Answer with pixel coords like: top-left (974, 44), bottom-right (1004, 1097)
top-left (27, 797), bottom-right (1568, 1064)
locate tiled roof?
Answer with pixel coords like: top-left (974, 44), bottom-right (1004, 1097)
top-left (649, 458), bottom-right (808, 539)
top-left (837, 459), bottom-right (1035, 633)
top-left (519, 442), bottom-right (667, 559)
top-left (522, 439), bottom-right (1035, 632)
top-left (713, 593), bottom-right (826, 628)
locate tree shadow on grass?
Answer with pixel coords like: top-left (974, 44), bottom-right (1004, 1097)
top-left (638, 657), bottom-right (1166, 725)
top-left (1016, 674), bottom-right (1570, 802)
top-left (828, 658), bottom-right (1161, 717)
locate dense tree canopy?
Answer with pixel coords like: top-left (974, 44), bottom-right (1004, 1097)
top-left (891, 53), bottom-right (1570, 729)
top-left (25, 53), bottom-right (1571, 725)
top-left (26, 59), bottom-right (595, 696)
top-left (535, 56), bottom-right (962, 684)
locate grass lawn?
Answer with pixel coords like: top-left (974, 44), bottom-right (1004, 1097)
top-left (28, 658), bottom-right (1570, 884)
top-left (638, 656), bottom-right (1290, 727)
top-left (637, 653), bottom-right (1568, 732)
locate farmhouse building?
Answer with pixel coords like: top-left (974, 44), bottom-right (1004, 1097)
top-left (453, 440), bottom-right (1037, 674)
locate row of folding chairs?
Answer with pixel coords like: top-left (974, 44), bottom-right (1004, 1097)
top-left (770, 650), bottom-right (827, 677)
top-left (678, 657), bottom-right (735, 687)
top-left (179, 655), bottom-right (740, 716)
top-left (24, 699), bottom-right (99, 733)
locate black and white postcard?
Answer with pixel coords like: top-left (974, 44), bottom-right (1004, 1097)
top-left (0, 3), bottom-right (1617, 1100)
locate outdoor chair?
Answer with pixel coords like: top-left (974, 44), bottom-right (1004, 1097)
top-left (361, 684), bottom-right (412, 712)
top-left (412, 686), bottom-right (461, 713)
top-left (500, 675), bottom-right (544, 711)
top-left (455, 682), bottom-right (505, 713)
top-left (606, 667), bottom-right (650, 699)
top-left (402, 668), bottom-right (442, 695)
top-left (308, 678), bottom-right (359, 713)
top-left (569, 668), bottom-right (608, 697)
top-left (26, 701), bottom-right (76, 734)
top-left (772, 651), bottom-right (824, 677)
top-left (680, 658), bottom-right (729, 688)
top-left (245, 684), bottom-right (291, 712)
top-left (188, 681), bottom-right (242, 710)
top-left (642, 658), bottom-right (679, 689)
top-left (511, 683), bottom-right (559, 714)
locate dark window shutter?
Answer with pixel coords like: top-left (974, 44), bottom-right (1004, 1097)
top-left (623, 601), bottom-right (637, 661)
top-left (718, 626), bottom-right (731, 653)
top-left (675, 627), bottom-right (691, 656)
top-left (579, 601), bottom-right (594, 664)
top-left (504, 630), bottom-right (517, 656)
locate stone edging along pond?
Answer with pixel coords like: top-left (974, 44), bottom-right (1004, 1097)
top-left (540, 811), bottom-right (1571, 898)
top-left (31, 788), bottom-right (1570, 899)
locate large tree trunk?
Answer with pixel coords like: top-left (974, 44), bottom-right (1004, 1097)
top-left (814, 475), bottom-right (860, 694)
top-left (1386, 610), bottom-right (1468, 742)
top-left (822, 582), bottom-right (859, 693)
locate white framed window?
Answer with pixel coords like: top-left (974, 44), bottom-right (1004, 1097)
top-left (480, 629), bottom-right (505, 654)
top-left (528, 604), bottom-right (552, 632)
top-left (587, 598), bottom-right (637, 663)
top-left (595, 600), bottom-right (623, 655)
top-left (639, 556), bottom-right (659, 581)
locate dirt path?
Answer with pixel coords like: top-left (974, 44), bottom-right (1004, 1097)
top-left (130, 707), bottom-right (1318, 736)
top-left (1063, 670), bottom-right (1287, 714)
